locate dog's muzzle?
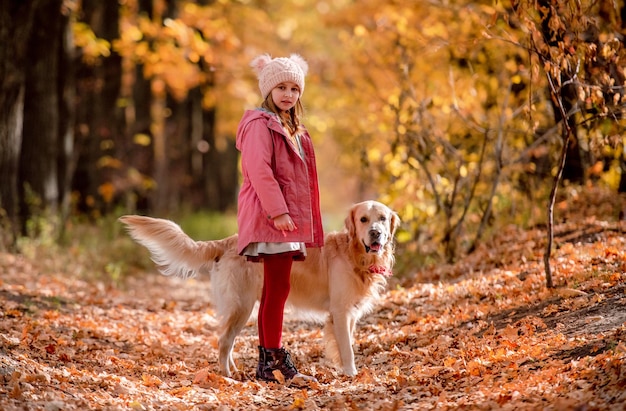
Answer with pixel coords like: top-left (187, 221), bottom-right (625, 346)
top-left (364, 228), bottom-right (385, 253)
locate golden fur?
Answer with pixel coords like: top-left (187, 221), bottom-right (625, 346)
top-left (119, 200), bottom-right (398, 377)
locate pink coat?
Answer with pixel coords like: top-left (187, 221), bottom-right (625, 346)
top-left (235, 109), bottom-right (324, 255)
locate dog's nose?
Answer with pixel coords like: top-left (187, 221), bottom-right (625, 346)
top-left (369, 228), bottom-right (382, 240)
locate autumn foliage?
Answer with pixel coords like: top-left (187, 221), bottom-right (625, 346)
top-left (1, 188), bottom-right (625, 410)
top-left (324, 0), bottom-right (626, 265)
top-left (1, 1), bottom-right (626, 407)
top-left (2, 0), bottom-right (625, 266)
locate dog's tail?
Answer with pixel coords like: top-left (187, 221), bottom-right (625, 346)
top-left (119, 215), bottom-right (228, 278)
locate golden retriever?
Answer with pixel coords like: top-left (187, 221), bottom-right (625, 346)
top-left (119, 200), bottom-right (398, 377)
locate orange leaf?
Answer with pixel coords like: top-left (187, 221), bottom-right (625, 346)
top-left (272, 369), bottom-right (286, 384)
top-left (141, 374), bottom-right (162, 387)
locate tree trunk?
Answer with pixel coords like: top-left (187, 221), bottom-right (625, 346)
top-left (147, 0), bottom-right (171, 215)
top-left (617, 2), bottom-right (626, 193)
top-left (128, 64), bottom-right (153, 213)
top-left (57, 10), bottom-right (76, 227)
top-left (538, 0), bottom-right (586, 184)
top-left (165, 93), bottom-right (194, 209)
top-left (0, 1), bottom-right (40, 246)
top-left (556, 79), bottom-right (586, 184)
top-left (187, 88), bottom-right (210, 209)
top-left (115, 0), bottom-right (154, 214)
top-left (72, 0), bottom-right (122, 215)
top-left (201, 107), bottom-right (239, 212)
top-left (151, 78), bottom-right (169, 214)
top-left (19, 0), bottom-right (64, 232)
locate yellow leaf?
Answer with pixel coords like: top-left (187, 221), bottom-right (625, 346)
top-left (388, 92), bottom-right (400, 108)
top-left (97, 155), bottom-right (122, 169)
top-left (459, 165), bottom-right (468, 178)
top-left (354, 24), bottom-right (367, 37)
top-left (367, 148), bottom-right (381, 163)
top-left (129, 401), bottom-right (146, 410)
top-left (291, 394), bottom-right (306, 409)
top-left (133, 133), bottom-right (152, 146)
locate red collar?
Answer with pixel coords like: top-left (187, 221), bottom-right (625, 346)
top-left (369, 265), bottom-right (392, 277)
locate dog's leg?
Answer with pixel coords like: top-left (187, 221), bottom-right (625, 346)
top-left (348, 316), bottom-right (357, 340)
top-left (212, 263), bottom-right (260, 378)
top-left (323, 317), bottom-right (340, 368)
top-left (217, 303), bottom-right (255, 377)
top-left (329, 310), bottom-right (358, 376)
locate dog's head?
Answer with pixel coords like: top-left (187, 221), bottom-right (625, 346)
top-left (345, 201), bottom-right (399, 255)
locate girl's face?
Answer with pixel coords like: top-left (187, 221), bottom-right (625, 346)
top-left (270, 81), bottom-right (300, 112)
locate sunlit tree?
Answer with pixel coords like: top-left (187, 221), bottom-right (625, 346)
top-left (323, 0), bottom-right (625, 269)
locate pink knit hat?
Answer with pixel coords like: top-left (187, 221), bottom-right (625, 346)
top-left (250, 54), bottom-right (309, 99)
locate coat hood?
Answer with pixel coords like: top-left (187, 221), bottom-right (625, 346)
top-left (236, 109), bottom-right (284, 151)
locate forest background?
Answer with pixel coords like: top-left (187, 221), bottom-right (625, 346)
top-left (1, 1), bottom-right (626, 410)
top-left (1, 0), bottom-right (625, 269)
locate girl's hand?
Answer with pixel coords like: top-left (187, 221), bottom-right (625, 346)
top-left (273, 213), bottom-right (297, 234)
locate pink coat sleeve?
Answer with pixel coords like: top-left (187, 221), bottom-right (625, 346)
top-left (239, 119), bottom-right (289, 219)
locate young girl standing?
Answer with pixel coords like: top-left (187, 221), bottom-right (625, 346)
top-left (235, 53), bottom-right (324, 384)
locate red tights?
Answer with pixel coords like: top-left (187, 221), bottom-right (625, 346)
top-left (258, 255), bottom-right (292, 349)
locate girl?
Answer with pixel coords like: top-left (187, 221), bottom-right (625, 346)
top-left (235, 54), bottom-right (324, 385)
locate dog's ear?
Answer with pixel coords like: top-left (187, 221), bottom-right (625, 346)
top-left (345, 206), bottom-right (357, 239)
top-left (389, 211), bottom-right (401, 237)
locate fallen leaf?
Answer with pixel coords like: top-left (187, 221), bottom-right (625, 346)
top-left (558, 288), bottom-right (588, 298)
top-left (141, 374), bottom-right (162, 387)
top-left (272, 369), bottom-right (286, 384)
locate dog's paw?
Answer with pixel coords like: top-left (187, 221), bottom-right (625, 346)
top-left (342, 365), bottom-right (357, 377)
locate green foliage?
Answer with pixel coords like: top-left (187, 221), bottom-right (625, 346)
top-left (17, 213), bottom-right (141, 287)
top-left (16, 210), bottom-right (238, 286)
top-left (0, 209), bottom-right (14, 252)
top-left (175, 211), bottom-right (238, 241)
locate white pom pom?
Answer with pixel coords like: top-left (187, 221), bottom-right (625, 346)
top-left (250, 54), bottom-right (272, 76)
top-left (289, 54), bottom-right (308, 76)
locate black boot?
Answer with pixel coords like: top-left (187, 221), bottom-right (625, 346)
top-left (256, 346), bottom-right (268, 380)
top-left (256, 346), bottom-right (317, 385)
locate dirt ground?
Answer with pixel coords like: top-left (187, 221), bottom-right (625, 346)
top-left (1, 187), bottom-right (625, 410)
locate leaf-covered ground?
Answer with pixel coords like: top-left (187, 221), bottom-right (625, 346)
top-left (2, 189), bottom-right (626, 410)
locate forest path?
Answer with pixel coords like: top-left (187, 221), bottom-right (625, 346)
top-left (1, 195), bottom-right (626, 409)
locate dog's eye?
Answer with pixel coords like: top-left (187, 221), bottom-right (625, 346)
top-left (380, 216), bottom-right (387, 222)
top-left (360, 216), bottom-right (368, 223)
